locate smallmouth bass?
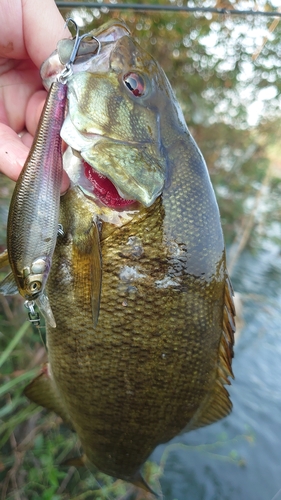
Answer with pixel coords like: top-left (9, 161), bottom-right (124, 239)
top-left (1, 21), bottom-right (235, 489)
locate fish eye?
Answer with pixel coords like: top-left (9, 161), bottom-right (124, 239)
top-left (123, 72), bottom-right (146, 97)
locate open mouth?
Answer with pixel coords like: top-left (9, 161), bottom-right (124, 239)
top-left (83, 161), bottom-right (135, 208)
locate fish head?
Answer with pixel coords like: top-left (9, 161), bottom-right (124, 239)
top-left (41, 21), bottom-right (187, 208)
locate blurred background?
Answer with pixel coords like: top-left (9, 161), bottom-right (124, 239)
top-left (1, 1), bottom-right (281, 499)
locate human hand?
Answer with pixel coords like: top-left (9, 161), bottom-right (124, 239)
top-left (0, 0), bottom-right (70, 192)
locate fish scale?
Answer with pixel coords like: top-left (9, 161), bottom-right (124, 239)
top-left (40, 183), bottom-right (230, 481)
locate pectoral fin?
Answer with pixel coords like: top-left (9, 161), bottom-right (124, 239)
top-left (24, 365), bottom-right (73, 428)
top-left (0, 271), bottom-right (18, 295)
top-left (90, 222), bottom-right (102, 328)
top-left (73, 219), bottom-right (102, 329)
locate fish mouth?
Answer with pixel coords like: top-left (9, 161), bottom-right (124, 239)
top-left (61, 113), bottom-right (163, 208)
top-left (83, 160), bottom-right (136, 208)
top-left (61, 113), bottom-right (166, 208)
top-left (63, 147), bottom-right (138, 209)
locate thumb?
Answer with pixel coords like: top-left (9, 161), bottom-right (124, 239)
top-left (23, 0), bottom-right (71, 68)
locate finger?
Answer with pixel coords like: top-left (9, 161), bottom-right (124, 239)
top-left (0, 0), bottom-right (70, 63)
top-left (61, 170), bottom-right (70, 194)
top-left (25, 90), bottom-right (47, 137)
top-left (19, 130), bottom-right (33, 148)
top-left (23, 0), bottom-right (71, 68)
top-left (0, 123), bottom-right (70, 193)
top-left (0, 62), bottom-right (42, 132)
top-left (0, 124), bottom-right (29, 181)
top-left (0, 0), bottom-right (28, 59)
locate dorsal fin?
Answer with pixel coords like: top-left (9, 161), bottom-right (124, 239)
top-left (187, 273), bottom-right (236, 430)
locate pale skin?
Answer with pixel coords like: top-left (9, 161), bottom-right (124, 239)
top-left (0, 0), bottom-right (70, 192)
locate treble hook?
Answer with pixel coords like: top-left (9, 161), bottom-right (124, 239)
top-left (64, 18), bottom-right (82, 66)
top-left (24, 300), bottom-right (41, 327)
top-left (59, 18), bottom-right (101, 82)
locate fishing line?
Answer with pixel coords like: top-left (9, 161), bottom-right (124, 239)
top-left (55, 2), bottom-right (281, 17)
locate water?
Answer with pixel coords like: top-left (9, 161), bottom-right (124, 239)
top-left (151, 242), bottom-right (281, 500)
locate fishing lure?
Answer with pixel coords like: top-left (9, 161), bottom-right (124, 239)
top-left (0, 20), bottom-right (100, 328)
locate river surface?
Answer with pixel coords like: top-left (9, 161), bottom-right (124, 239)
top-left (151, 241), bottom-right (281, 500)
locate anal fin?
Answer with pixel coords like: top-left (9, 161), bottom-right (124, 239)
top-left (24, 364), bottom-right (73, 428)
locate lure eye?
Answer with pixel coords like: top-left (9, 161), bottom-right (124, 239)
top-left (123, 72), bottom-right (146, 97)
top-left (28, 281), bottom-right (42, 293)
